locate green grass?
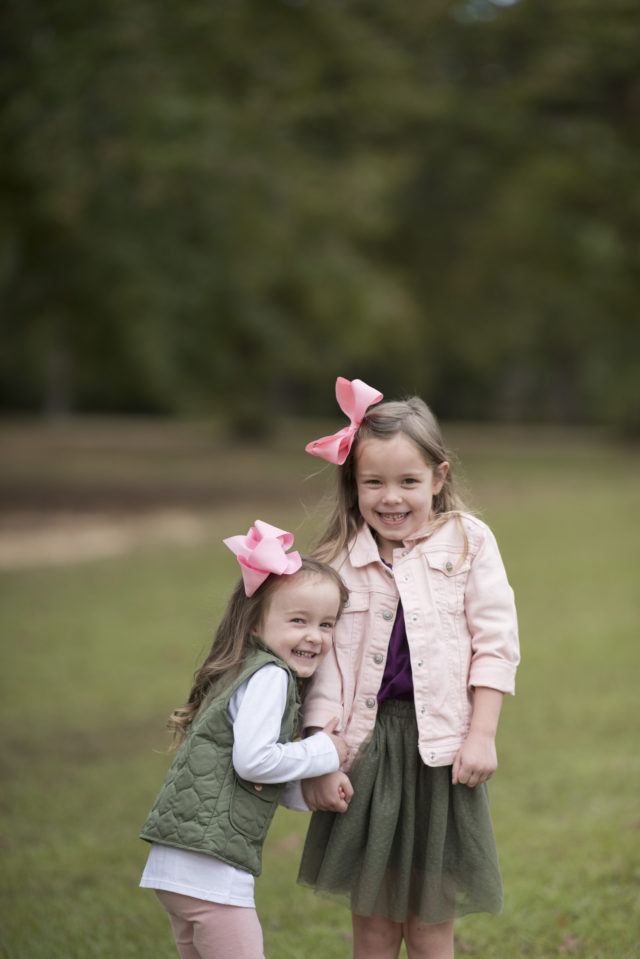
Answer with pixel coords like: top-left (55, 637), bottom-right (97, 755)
top-left (0, 422), bottom-right (638, 957)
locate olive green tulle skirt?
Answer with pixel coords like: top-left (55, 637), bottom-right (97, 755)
top-left (297, 700), bottom-right (503, 924)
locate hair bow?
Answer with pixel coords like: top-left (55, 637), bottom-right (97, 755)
top-left (223, 520), bottom-right (302, 596)
top-left (305, 377), bottom-right (384, 465)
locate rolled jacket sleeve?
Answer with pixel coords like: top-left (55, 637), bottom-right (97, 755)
top-left (465, 526), bottom-right (519, 694)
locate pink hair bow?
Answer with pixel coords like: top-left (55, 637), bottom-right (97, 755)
top-left (223, 520), bottom-right (302, 596)
top-left (305, 377), bottom-right (384, 465)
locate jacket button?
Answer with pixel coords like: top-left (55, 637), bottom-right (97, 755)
top-left (382, 609), bottom-right (394, 621)
top-left (344, 600), bottom-right (350, 608)
top-left (374, 653), bottom-right (384, 664)
top-left (417, 659), bottom-right (423, 667)
top-left (445, 561), bottom-right (453, 572)
top-left (366, 697), bottom-right (376, 708)
top-left (411, 614), bottom-right (419, 623)
top-left (429, 752), bottom-right (436, 762)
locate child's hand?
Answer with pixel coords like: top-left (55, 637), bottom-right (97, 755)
top-left (453, 687), bottom-right (503, 787)
top-left (451, 731), bottom-right (498, 788)
top-left (321, 716), bottom-right (349, 766)
top-left (302, 771), bottom-right (353, 813)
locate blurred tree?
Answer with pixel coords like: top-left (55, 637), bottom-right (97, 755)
top-left (386, 0), bottom-right (640, 431)
top-left (0, 0), bottom-right (424, 425)
top-left (1, 0), bottom-right (638, 432)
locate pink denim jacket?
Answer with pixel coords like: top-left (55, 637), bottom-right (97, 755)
top-left (302, 514), bottom-right (519, 769)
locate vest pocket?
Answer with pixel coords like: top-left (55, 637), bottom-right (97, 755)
top-left (230, 776), bottom-right (282, 840)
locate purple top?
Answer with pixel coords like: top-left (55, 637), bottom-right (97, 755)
top-left (377, 595), bottom-right (414, 705)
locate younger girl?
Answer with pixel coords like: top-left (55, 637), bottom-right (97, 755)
top-left (140, 520), bottom-right (349, 959)
top-left (298, 378), bottom-right (520, 959)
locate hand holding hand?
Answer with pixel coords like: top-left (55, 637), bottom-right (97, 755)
top-left (321, 716), bottom-right (349, 767)
top-left (302, 771), bottom-right (354, 813)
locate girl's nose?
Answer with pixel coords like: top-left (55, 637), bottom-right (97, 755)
top-left (305, 626), bottom-right (321, 644)
top-left (382, 486), bottom-right (403, 503)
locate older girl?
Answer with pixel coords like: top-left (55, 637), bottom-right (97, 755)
top-left (298, 379), bottom-right (520, 959)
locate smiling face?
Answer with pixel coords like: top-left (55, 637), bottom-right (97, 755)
top-left (255, 572), bottom-right (342, 678)
top-left (356, 433), bottom-right (449, 563)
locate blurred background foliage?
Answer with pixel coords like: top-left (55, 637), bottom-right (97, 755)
top-left (1, 0), bottom-right (639, 433)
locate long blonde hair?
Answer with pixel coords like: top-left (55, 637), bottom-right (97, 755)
top-left (313, 396), bottom-right (466, 563)
top-left (167, 558), bottom-right (348, 746)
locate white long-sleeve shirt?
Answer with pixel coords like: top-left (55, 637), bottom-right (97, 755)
top-left (140, 663), bottom-right (338, 906)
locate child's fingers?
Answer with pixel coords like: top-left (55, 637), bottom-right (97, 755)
top-left (451, 752), bottom-right (462, 785)
top-left (339, 775), bottom-right (354, 802)
top-left (452, 751), bottom-right (475, 786)
top-left (304, 771), bottom-right (352, 812)
top-left (320, 716), bottom-right (340, 735)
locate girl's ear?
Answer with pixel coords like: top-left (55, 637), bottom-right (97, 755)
top-left (433, 461), bottom-right (449, 494)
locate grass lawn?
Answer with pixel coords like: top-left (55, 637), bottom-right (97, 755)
top-left (0, 420), bottom-right (638, 957)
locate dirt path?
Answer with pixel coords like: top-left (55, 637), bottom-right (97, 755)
top-left (0, 509), bottom-right (223, 570)
top-left (2, 417), bottom-right (617, 571)
top-left (0, 418), bottom-right (316, 571)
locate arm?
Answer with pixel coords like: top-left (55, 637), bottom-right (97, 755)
top-left (230, 665), bottom-right (347, 784)
top-left (299, 724), bottom-right (354, 813)
top-left (452, 686), bottom-right (503, 787)
top-left (453, 525), bottom-right (519, 787)
top-left (465, 525), bottom-right (519, 694)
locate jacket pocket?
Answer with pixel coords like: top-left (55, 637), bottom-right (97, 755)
top-left (229, 777), bottom-right (281, 840)
top-left (424, 551), bottom-right (470, 612)
top-left (338, 590), bottom-right (370, 649)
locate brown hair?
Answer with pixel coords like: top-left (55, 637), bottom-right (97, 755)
top-left (167, 557), bottom-right (348, 746)
top-left (314, 396), bottom-right (466, 563)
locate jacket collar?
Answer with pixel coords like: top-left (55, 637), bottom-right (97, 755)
top-left (348, 519), bottom-right (444, 567)
top-left (348, 524), bottom-right (387, 568)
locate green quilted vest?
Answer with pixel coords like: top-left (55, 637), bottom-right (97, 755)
top-left (140, 646), bottom-right (300, 877)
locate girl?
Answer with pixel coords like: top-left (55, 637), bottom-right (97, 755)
top-left (140, 520), bottom-right (350, 959)
top-left (297, 378), bottom-right (520, 959)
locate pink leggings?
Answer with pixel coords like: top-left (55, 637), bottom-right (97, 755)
top-left (155, 890), bottom-right (265, 959)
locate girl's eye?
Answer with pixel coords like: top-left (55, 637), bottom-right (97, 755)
top-left (291, 617), bottom-right (305, 624)
top-left (320, 622), bottom-right (334, 630)
top-left (403, 478), bottom-right (419, 485)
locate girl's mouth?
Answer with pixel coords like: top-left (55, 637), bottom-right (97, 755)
top-left (378, 512), bottom-right (409, 524)
top-left (293, 650), bottom-right (316, 659)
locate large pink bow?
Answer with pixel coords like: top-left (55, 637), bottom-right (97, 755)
top-left (305, 377), bottom-right (384, 465)
top-left (223, 520), bottom-right (302, 596)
